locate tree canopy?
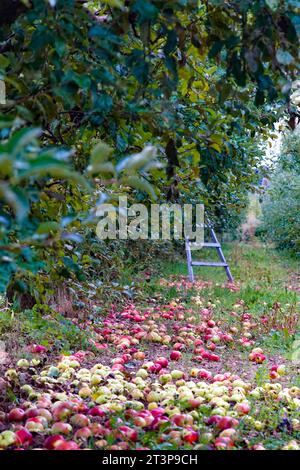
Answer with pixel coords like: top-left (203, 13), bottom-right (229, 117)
top-left (0, 0), bottom-right (299, 300)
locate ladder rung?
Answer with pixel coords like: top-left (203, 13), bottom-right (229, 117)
top-left (202, 243), bottom-right (220, 248)
top-left (186, 241), bottom-right (220, 248)
top-left (191, 261), bottom-right (228, 267)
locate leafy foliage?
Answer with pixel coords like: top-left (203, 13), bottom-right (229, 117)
top-left (0, 120), bottom-right (159, 296)
top-left (261, 127), bottom-right (300, 256)
top-left (0, 0), bottom-right (299, 301)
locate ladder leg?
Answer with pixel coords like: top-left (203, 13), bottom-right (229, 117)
top-left (185, 239), bottom-right (194, 282)
top-left (210, 229), bottom-right (234, 282)
top-left (224, 265), bottom-right (234, 283)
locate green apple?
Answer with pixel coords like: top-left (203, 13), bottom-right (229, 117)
top-left (159, 374), bottom-right (172, 384)
top-left (17, 359), bottom-right (30, 369)
top-left (171, 370), bottom-right (184, 380)
top-left (79, 386), bottom-right (92, 398)
top-left (136, 369), bottom-right (148, 379)
top-left (189, 368), bottom-right (200, 378)
top-left (0, 431), bottom-right (17, 448)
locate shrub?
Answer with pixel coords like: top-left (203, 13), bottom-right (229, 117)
top-left (261, 170), bottom-right (300, 256)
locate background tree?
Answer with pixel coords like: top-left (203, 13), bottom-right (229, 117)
top-left (261, 125), bottom-right (300, 256)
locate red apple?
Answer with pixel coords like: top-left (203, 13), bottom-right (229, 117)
top-left (25, 407), bottom-right (39, 419)
top-left (222, 334), bottom-right (233, 342)
top-left (207, 415), bottom-right (222, 426)
top-left (200, 308), bottom-right (211, 317)
top-left (88, 406), bottom-right (106, 417)
top-left (150, 416), bottom-right (169, 430)
top-left (198, 369), bottom-right (212, 380)
top-left (173, 343), bottom-right (184, 351)
top-left (51, 422), bottom-right (72, 435)
top-left (156, 357), bottom-right (169, 368)
top-left (215, 436), bottom-right (234, 449)
top-left (187, 398), bottom-right (202, 409)
top-left (208, 353), bottom-right (220, 362)
top-left (170, 351), bottom-right (182, 361)
top-left (112, 357), bottom-right (125, 364)
top-left (269, 370), bottom-right (279, 380)
top-left (216, 416), bottom-right (239, 431)
top-left (182, 429), bottom-right (198, 444)
top-left (150, 407), bottom-right (165, 418)
top-left (15, 428), bottom-right (33, 446)
top-left (8, 408), bottom-right (25, 422)
top-left (53, 405), bottom-right (72, 421)
top-left (194, 355), bottom-right (203, 362)
top-left (149, 363), bottom-right (162, 373)
top-left (89, 423), bottom-right (107, 437)
top-left (122, 353), bottom-right (132, 363)
top-left (44, 435), bottom-right (66, 450)
top-left (235, 402), bottom-right (250, 414)
top-left (55, 440), bottom-right (80, 450)
top-left (111, 363), bottom-right (125, 372)
top-left (29, 344), bottom-right (47, 354)
top-left (74, 427), bottom-right (92, 441)
top-left (25, 417), bottom-right (45, 432)
top-left (119, 426), bottom-right (138, 442)
top-left (70, 413), bottom-right (90, 428)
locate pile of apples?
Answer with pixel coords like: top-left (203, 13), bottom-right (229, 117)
top-left (0, 343), bottom-right (299, 450)
top-left (82, 303), bottom-right (238, 368)
top-left (0, 298), bottom-right (299, 450)
top-left (159, 276), bottom-right (240, 293)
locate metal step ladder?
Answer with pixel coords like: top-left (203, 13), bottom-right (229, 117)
top-left (185, 223), bottom-right (234, 283)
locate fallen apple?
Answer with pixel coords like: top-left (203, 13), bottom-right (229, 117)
top-left (15, 428), bottom-right (33, 447)
top-left (171, 370), bottom-right (184, 380)
top-left (170, 351), bottom-right (182, 361)
top-left (8, 408), bottom-right (25, 422)
top-left (51, 422), bottom-right (73, 435)
top-left (0, 431), bottom-right (17, 449)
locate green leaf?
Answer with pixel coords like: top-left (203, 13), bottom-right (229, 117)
top-left (0, 184), bottom-right (29, 221)
top-left (116, 146), bottom-right (157, 173)
top-left (265, 0), bottom-right (279, 11)
top-left (121, 175), bottom-right (157, 200)
top-left (88, 161), bottom-right (116, 176)
top-left (7, 128), bottom-right (41, 156)
top-left (19, 165), bottom-right (91, 191)
top-left (36, 221), bottom-right (60, 234)
top-left (209, 143), bottom-right (221, 152)
top-left (61, 232), bottom-right (84, 243)
top-left (255, 89), bottom-right (265, 106)
top-left (132, 0), bottom-right (159, 23)
top-left (0, 54), bottom-right (10, 69)
top-left (209, 134), bottom-right (223, 145)
top-left (102, 0), bottom-right (124, 7)
top-left (164, 30), bottom-right (177, 55)
top-left (219, 82), bottom-right (231, 103)
top-left (276, 49), bottom-right (294, 65)
top-left (90, 141), bottom-right (113, 165)
top-left (208, 41), bottom-right (224, 59)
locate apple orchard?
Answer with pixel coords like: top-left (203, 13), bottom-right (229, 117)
top-left (0, 0), bottom-right (299, 454)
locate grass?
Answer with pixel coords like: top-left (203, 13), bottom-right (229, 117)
top-left (132, 240), bottom-right (300, 385)
top-left (1, 240), bottom-right (298, 366)
top-left (0, 240), bottom-right (299, 450)
top-left (150, 241), bottom-right (299, 310)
